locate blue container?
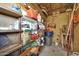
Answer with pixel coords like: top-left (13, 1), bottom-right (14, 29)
top-left (0, 35), bottom-right (10, 48)
top-left (44, 32), bottom-right (53, 37)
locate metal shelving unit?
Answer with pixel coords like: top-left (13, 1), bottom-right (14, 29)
top-left (0, 6), bottom-right (22, 56)
top-left (0, 44), bottom-right (22, 56)
top-left (0, 30), bottom-right (23, 34)
top-left (0, 6), bottom-right (22, 18)
top-left (19, 16), bottom-right (45, 56)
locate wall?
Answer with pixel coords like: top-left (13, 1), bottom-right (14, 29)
top-left (73, 4), bottom-right (79, 52)
top-left (46, 12), bottom-right (70, 45)
top-left (74, 23), bottom-right (79, 52)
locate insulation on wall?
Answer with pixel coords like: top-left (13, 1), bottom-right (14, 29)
top-left (74, 20), bottom-right (79, 52)
top-left (46, 12), bottom-right (70, 45)
top-left (73, 4), bottom-right (79, 52)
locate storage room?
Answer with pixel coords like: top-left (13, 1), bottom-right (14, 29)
top-left (0, 3), bottom-right (79, 56)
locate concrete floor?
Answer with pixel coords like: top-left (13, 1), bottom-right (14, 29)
top-left (39, 45), bottom-right (67, 56)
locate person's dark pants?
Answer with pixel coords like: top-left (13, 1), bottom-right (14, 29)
top-left (45, 36), bottom-right (52, 46)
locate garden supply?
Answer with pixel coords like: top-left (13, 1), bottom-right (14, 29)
top-left (21, 9), bottom-right (27, 16)
top-left (11, 4), bottom-right (22, 14)
top-left (38, 22), bottom-right (45, 30)
top-left (31, 41), bottom-right (38, 47)
top-left (21, 18), bottom-right (31, 30)
top-left (37, 13), bottom-right (42, 23)
top-left (30, 47), bottom-right (40, 55)
top-left (20, 48), bottom-right (32, 56)
top-left (31, 34), bottom-right (39, 40)
top-left (30, 30), bottom-right (39, 40)
top-left (22, 30), bottom-right (30, 46)
top-left (21, 17), bottom-right (38, 30)
top-left (27, 8), bottom-right (37, 19)
top-left (39, 37), bottom-right (45, 46)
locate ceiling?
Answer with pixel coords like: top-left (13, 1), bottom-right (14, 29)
top-left (27, 3), bottom-right (74, 19)
top-left (38, 3), bottom-right (74, 15)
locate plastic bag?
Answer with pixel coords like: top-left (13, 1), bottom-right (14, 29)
top-left (0, 35), bottom-right (10, 48)
top-left (27, 8), bottom-right (37, 19)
